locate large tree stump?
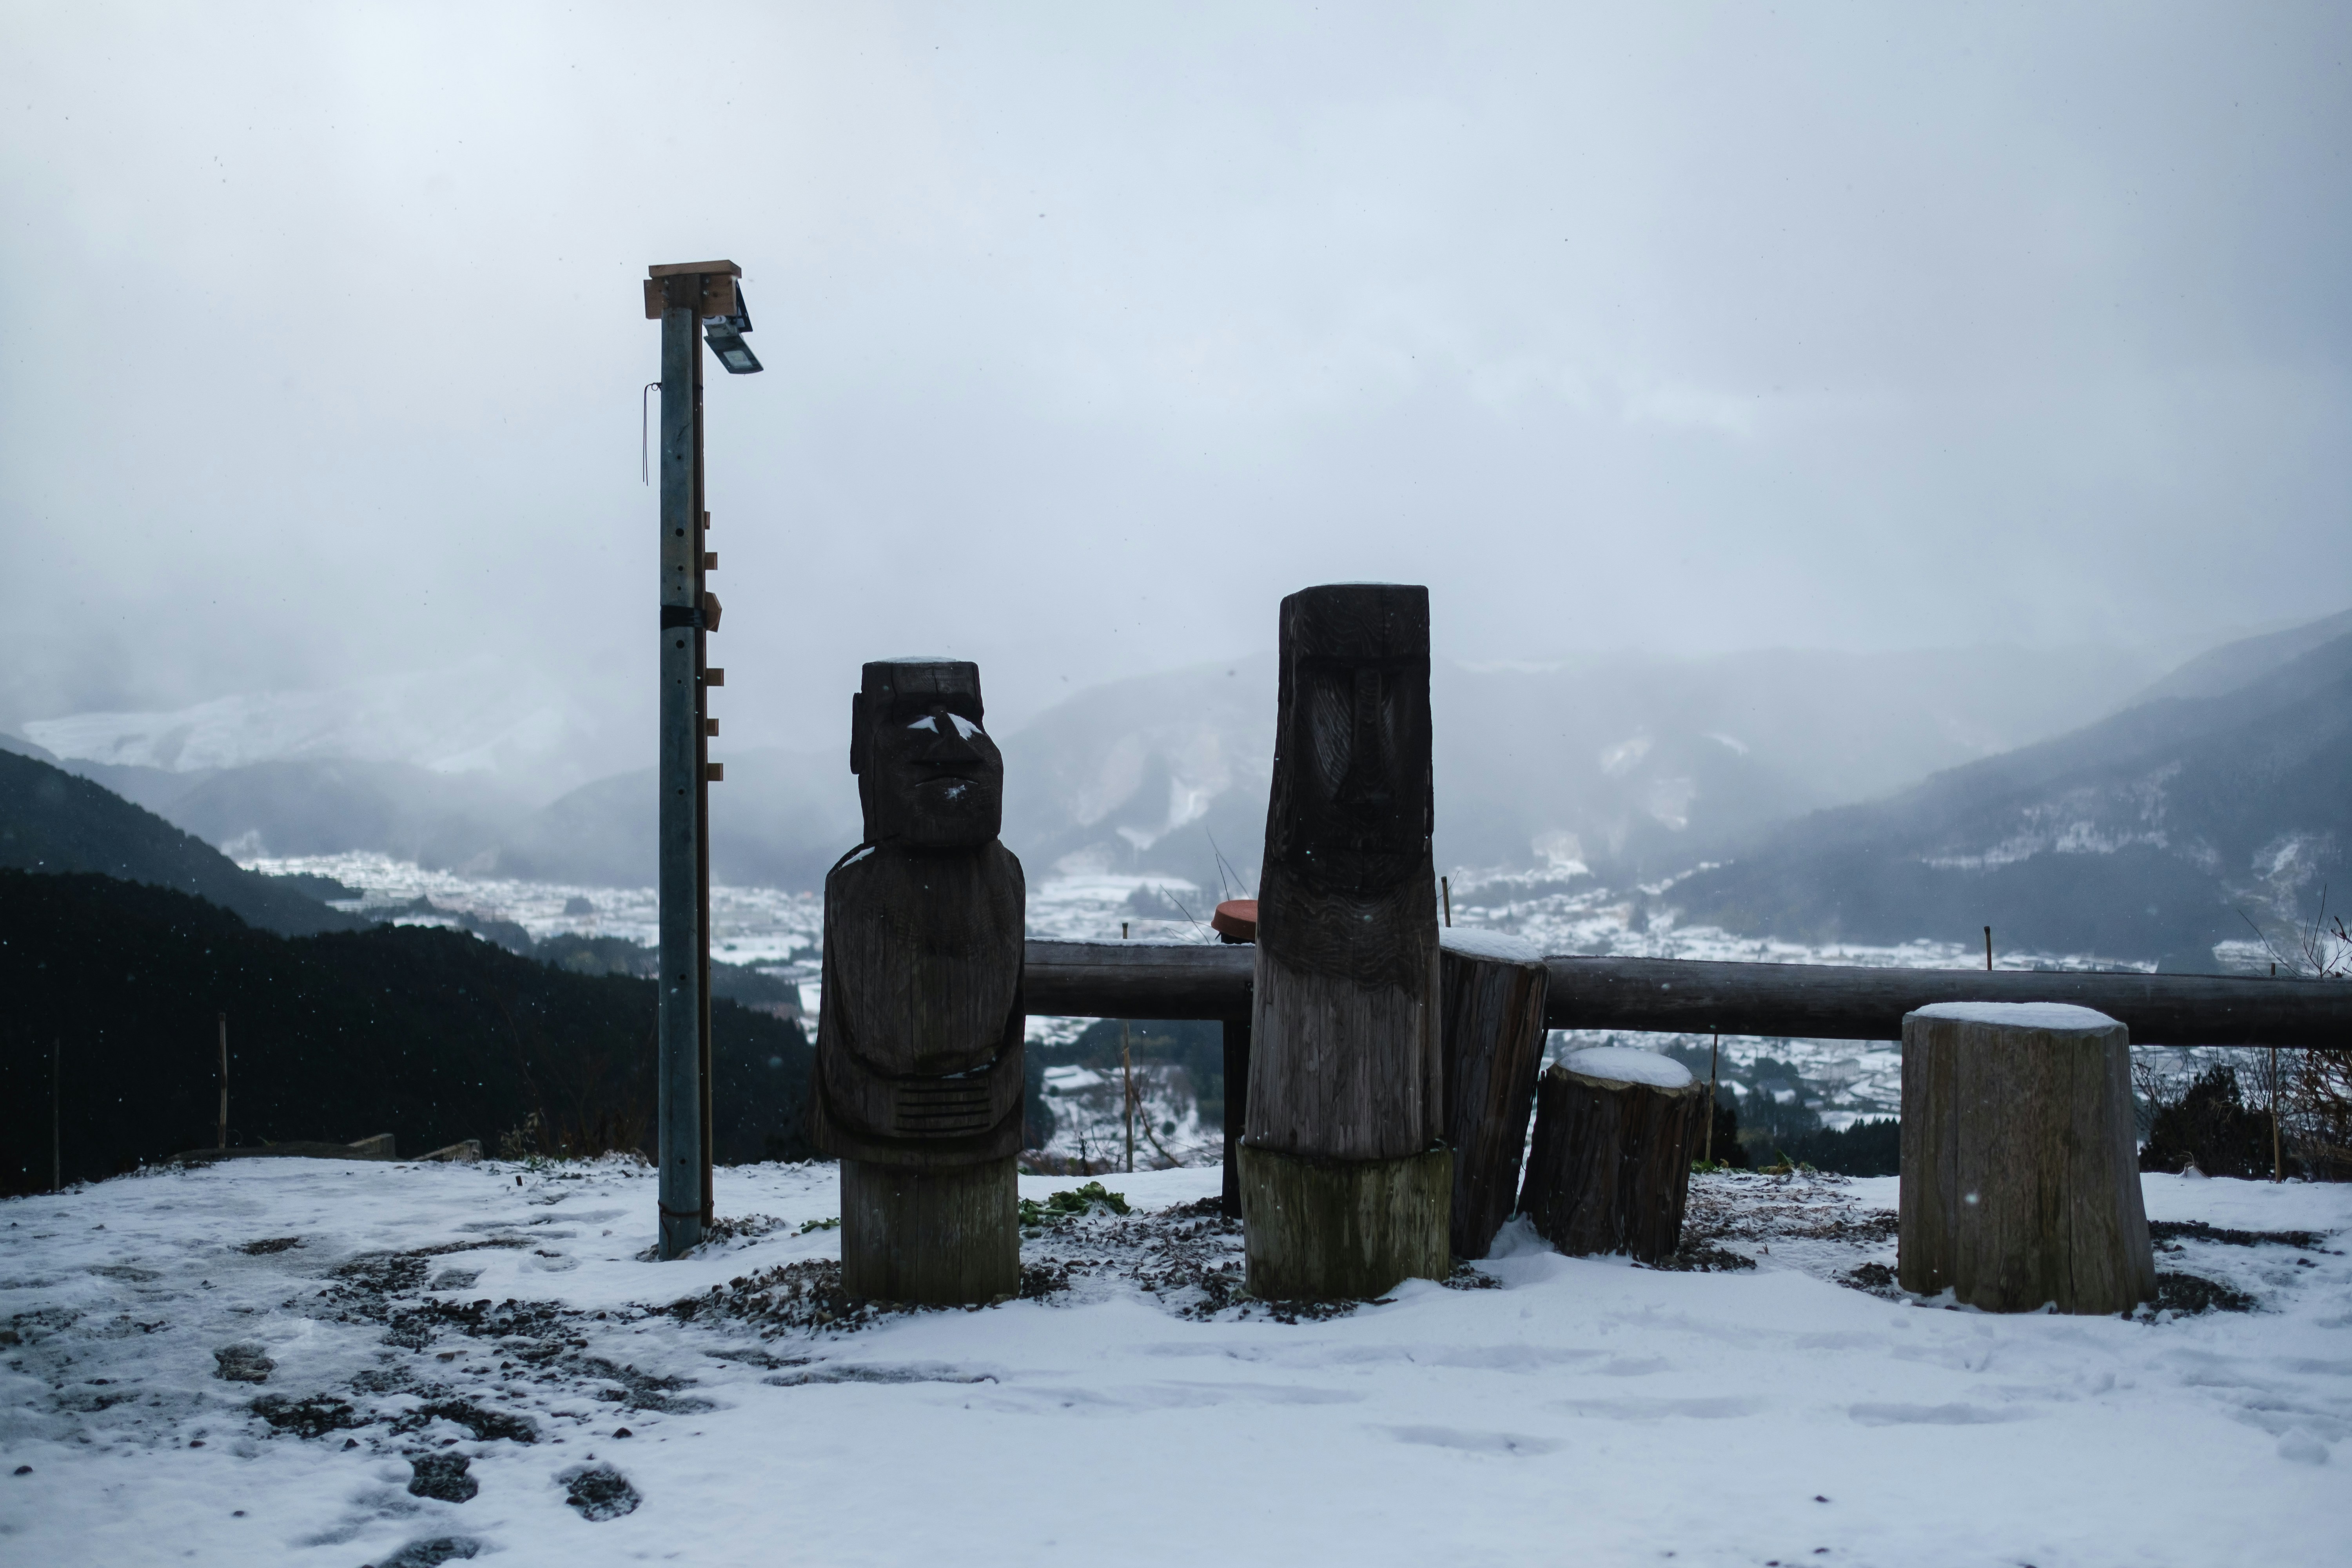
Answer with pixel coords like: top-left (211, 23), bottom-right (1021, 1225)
top-left (1898, 1002), bottom-right (2156, 1314)
top-left (809, 660), bottom-right (1025, 1307)
top-left (1438, 929), bottom-right (1550, 1259)
top-left (1242, 584), bottom-right (1449, 1298)
top-left (1517, 1048), bottom-right (1703, 1263)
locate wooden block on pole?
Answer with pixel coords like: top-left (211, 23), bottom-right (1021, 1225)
top-left (1241, 583), bottom-right (1446, 1298)
top-left (1898, 1002), bottom-right (2156, 1314)
top-left (1518, 1049), bottom-right (1704, 1263)
top-left (1438, 930), bottom-right (1550, 1259)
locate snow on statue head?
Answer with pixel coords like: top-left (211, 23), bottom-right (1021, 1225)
top-left (849, 658), bottom-right (1004, 848)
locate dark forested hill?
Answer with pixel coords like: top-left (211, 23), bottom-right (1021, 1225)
top-left (0, 871), bottom-right (813, 1194)
top-left (1667, 626), bottom-right (2352, 969)
top-left (0, 749), bottom-right (365, 937)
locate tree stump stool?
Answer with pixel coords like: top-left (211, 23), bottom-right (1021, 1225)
top-left (1241, 584), bottom-right (1450, 1299)
top-left (1438, 929), bottom-right (1550, 1259)
top-left (1517, 1047), bottom-right (1703, 1263)
top-left (1898, 1002), bottom-right (2156, 1314)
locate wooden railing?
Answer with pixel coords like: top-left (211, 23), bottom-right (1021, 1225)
top-left (1020, 939), bottom-right (2350, 1047)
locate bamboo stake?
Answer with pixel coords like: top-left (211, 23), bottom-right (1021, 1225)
top-left (52, 1036), bottom-right (62, 1192)
top-left (1704, 1033), bottom-right (1719, 1165)
top-left (1121, 1020), bottom-right (1135, 1174)
top-left (217, 1012), bottom-right (229, 1151)
top-left (2271, 1044), bottom-right (2283, 1182)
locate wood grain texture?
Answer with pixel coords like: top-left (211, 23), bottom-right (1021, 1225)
top-left (1517, 1063), bottom-right (1704, 1263)
top-left (1439, 947), bottom-right (1550, 1259)
top-left (1543, 956), bottom-right (2350, 1046)
top-left (1239, 1143), bottom-right (1451, 1299)
top-left (1247, 954), bottom-right (1441, 1160)
top-left (1245, 583), bottom-right (1440, 1161)
top-left (1012, 947), bottom-right (2350, 1045)
top-left (808, 842), bottom-right (1027, 1169)
top-left (1897, 1011), bottom-right (2157, 1314)
top-left (840, 1156), bottom-right (1018, 1305)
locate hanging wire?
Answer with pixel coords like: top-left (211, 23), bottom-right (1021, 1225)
top-left (641, 381), bottom-right (663, 484)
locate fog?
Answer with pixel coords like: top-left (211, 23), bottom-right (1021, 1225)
top-left (4, 2), bottom-right (2347, 783)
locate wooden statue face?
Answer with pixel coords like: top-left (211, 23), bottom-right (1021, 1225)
top-left (1269, 585), bottom-right (1432, 886)
top-left (851, 659), bottom-right (1004, 847)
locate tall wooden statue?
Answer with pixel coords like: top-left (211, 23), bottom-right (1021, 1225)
top-left (811, 659), bottom-right (1025, 1305)
top-left (1241, 584), bottom-right (1450, 1299)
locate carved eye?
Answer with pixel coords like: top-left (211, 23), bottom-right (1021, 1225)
top-left (1304, 669), bottom-right (1354, 798)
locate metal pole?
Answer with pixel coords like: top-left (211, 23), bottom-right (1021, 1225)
top-left (693, 306), bottom-right (715, 1234)
top-left (52, 1036), bottom-right (62, 1192)
top-left (656, 273), bottom-right (705, 1259)
top-left (217, 1012), bottom-right (228, 1150)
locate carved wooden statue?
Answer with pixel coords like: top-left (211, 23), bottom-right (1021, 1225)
top-left (810, 659), bottom-right (1025, 1305)
top-left (1241, 584), bottom-right (1451, 1298)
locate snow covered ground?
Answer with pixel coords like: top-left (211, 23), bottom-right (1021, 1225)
top-left (4, 1158), bottom-right (2345, 1567)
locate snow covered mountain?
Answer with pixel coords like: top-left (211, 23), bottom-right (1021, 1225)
top-left (1668, 613), bottom-right (2352, 971)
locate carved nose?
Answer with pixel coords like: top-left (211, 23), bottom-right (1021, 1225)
top-left (925, 704), bottom-right (982, 762)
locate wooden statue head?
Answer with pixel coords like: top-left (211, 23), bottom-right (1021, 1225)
top-left (1265, 583), bottom-right (1433, 897)
top-left (849, 658), bottom-right (1004, 848)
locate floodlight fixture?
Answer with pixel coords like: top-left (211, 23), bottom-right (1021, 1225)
top-left (704, 287), bottom-right (762, 375)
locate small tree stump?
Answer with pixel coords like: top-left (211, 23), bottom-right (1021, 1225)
top-left (1898, 1002), bottom-right (2156, 1314)
top-left (840, 1158), bottom-right (1018, 1304)
top-left (1517, 1048), bottom-right (1703, 1263)
top-left (1438, 930), bottom-right (1550, 1259)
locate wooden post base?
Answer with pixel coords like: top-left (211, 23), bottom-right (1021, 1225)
top-left (839, 1156), bottom-right (1020, 1306)
top-left (1517, 1054), bottom-right (1704, 1263)
top-left (1239, 1142), bottom-right (1452, 1299)
top-left (1898, 1004), bottom-right (2156, 1314)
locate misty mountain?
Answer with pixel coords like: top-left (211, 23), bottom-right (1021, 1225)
top-left (8, 639), bottom-right (2165, 896)
top-left (1666, 616), bottom-right (2352, 970)
top-left (67, 757), bottom-right (531, 869)
top-left (492, 748), bottom-right (862, 890)
top-left (0, 747), bottom-right (365, 938)
top-left (988, 642), bottom-right (2166, 899)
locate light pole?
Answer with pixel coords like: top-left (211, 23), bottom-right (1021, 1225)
top-left (644, 259), bottom-right (761, 1259)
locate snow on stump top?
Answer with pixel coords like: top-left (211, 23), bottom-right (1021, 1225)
top-left (1558, 1046), bottom-right (1694, 1090)
top-left (1898, 1004), bottom-right (2156, 1314)
top-left (1911, 1001), bottom-right (2120, 1032)
top-left (1437, 927), bottom-right (1543, 964)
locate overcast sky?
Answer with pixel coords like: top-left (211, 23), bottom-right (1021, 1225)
top-left (4, 2), bottom-right (2347, 773)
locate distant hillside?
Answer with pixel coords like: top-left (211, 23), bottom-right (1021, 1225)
top-left (0, 749), bottom-right (365, 937)
top-left (0, 871), bottom-right (813, 1194)
top-left (491, 747), bottom-right (861, 889)
top-left (1669, 620), bottom-right (2352, 970)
